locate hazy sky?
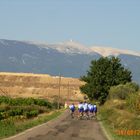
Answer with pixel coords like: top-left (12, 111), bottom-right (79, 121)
top-left (0, 0), bottom-right (140, 51)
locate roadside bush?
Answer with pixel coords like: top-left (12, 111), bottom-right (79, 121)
top-left (109, 82), bottom-right (139, 100)
top-left (126, 93), bottom-right (140, 113)
top-left (100, 82), bottom-right (140, 140)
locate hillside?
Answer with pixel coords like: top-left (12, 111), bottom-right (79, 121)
top-left (99, 83), bottom-right (140, 140)
top-left (0, 72), bottom-right (84, 102)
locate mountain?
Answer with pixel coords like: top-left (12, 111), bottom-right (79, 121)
top-left (0, 39), bottom-right (140, 84)
top-left (0, 39), bottom-right (100, 78)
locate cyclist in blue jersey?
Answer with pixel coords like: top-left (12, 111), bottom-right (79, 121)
top-left (93, 103), bottom-right (97, 117)
top-left (69, 103), bottom-right (75, 118)
top-left (83, 101), bottom-right (89, 119)
top-left (78, 101), bottom-right (84, 119)
top-left (88, 103), bottom-right (94, 119)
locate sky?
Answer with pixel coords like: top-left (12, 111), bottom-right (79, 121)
top-left (0, 0), bottom-right (140, 51)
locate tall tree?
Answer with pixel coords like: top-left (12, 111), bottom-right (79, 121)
top-left (80, 57), bottom-right (132, 104)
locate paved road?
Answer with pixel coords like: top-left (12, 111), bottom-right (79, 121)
top-left (5, 110), bottom-right (107, 140)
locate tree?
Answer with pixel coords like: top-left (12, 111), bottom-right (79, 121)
top-left (80, 57), bottom-right (132, 104)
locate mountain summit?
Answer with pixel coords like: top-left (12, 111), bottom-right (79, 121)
top-left (25, 39), bottom-right (140, 57)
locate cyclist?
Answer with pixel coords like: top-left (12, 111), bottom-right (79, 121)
top-left (78, 101), bottom-right (84, 119)
top-left (69, 103), bottom-right (75, 118)
top-left (83, 101), bottom-right (89, 119)
top-left (88, 103), bottom-right (94, 119)
top-left (93, 103), bottom-right (97, 117)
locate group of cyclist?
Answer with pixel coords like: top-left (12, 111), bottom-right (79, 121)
top-left (69, 101), bottom-right (97, 119)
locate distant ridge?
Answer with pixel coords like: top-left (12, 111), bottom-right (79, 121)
top-left (91, 46), bottom-right (140, 57)
top-left (0, 39), bottom-right (140, 84)
top-left (1, 39), bottom-right (140, 57)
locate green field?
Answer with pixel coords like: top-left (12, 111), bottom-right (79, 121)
top-left (0, 96), bottom-right (61, 139)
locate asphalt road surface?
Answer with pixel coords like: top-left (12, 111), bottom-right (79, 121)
top-left (5, 110), bottom-right (107, 140)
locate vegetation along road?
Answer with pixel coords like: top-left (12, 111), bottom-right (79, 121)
top-left (4, 110), bottom-right (107, 140)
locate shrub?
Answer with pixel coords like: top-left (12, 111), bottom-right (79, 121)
top-left (125, 82), bottom-right (139, 91)
top-left (24, 98), bottom-right (35, 105)
top-left (34, 98), bottom-right (53, 108)
top-left (0, 113), bottom-right (4, 120)
top-left (0, 96), bottom-right (54, 120)
top-left (126, 93), bottom-right (140, 113)
top-left (109, 82), bottom-right (138, 100)
top-left (34, 99), bottom-right (47, 106)
top-left (0, 96), bottom-right (53, 108)
top-left (0, 112), bottom-right (8, 120)
top-left (0, 96), bottom-right (11, 104)
top-left (8, 108), bottom-right (23, 116)
top-left (24, 110), bottom-right (39, 118)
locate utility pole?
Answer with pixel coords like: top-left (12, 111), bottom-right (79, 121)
top-left (58, 74), bottom-right (61, 109)
top-left (67, 82), bottom-right (70, 102)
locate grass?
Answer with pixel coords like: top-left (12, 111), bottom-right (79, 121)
top-left (0, 110), bottom-right (62, 139)
top-left (99, 103), bottom-right (140, 140)
top-left (99, 117), bottom-right (140, 140)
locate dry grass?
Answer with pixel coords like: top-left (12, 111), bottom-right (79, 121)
top-left (0, 72), bottom-right (84, 102)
